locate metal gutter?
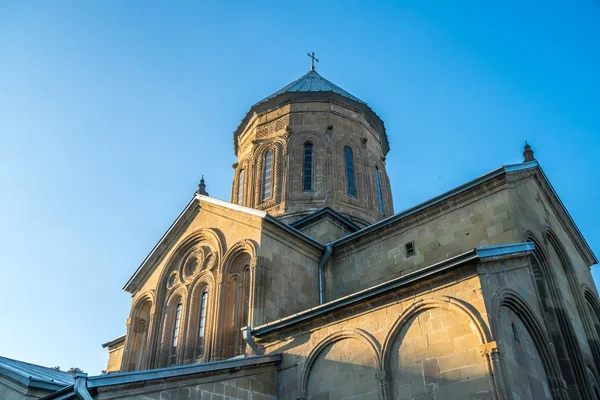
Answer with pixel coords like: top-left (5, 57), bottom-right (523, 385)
top-left (476, 242), bottom-right (535, 259)
top-left (87, 355), bottom-right (281, 388)
top-left (253, 242), bottom-right (536, 337)
top-left (330, 162), bottom-right (539, 248)
top-left (73, 374), bottom-right (93, 400)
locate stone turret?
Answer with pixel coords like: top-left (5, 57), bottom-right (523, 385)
top-left (231, 68), bottom-right (393, 226)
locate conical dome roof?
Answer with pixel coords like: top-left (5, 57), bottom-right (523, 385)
top-left (255, 70), bottom-right (365, 106)
top-left (234, 69), bottom-right (388, 156)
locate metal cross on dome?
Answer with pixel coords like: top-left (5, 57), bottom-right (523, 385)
top-left (307, 52), bottom-right (319, 70)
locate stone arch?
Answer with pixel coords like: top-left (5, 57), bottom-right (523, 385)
top-left (254, 139), bottom-right (285, 210)
top-left (547, 228), bottom-right (600, 375)
top-left (221, 239), bottom-right (258, 275)
top-left (381, 296), bottom-right (493, 399)
top-left (492, 288), bottom-right (566, 398)
top-left (232, 153), bottom-right (255, 206)
top-left (183, 271), bottom-right (215, 363)
top-left (299, 328), bottom-right (383, 399)
top-left (583, 285), bottom-right (600, 339)
top-left (525, 230), bottom-right (593, 398)
top-left (216, 240), bottom-right (257, 359)
top-left (123, 291), bottom-right (156, 371)
top-left (157, 229), bottom-right (225, 295)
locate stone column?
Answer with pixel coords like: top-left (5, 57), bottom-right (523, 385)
top-left (480, 341), bottom-right (510, 400)
top-left (210, 274), bottom-right (225, 360)
top-left (376, 370), bottom-right (390, 400)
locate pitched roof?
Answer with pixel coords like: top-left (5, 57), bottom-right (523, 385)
top-left (0, 355), bottom-right (73, 391)
top-left (255, 70), bottom-right (365, 106)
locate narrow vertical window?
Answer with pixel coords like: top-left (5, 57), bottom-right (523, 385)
top-left (170, 303), bottom-right (182, 366)
top-left (237, 169), bottom-right (244, 205)
top-left (303, 143), bottom-right (313, 191)
top-left (345, 147), bottom-right (356, 196)
top-left (262, 150), bottom-right (273, 200)
top-left (196, 291), bottom-right (208, 357)
top-left (375, 167), bottom-right (384, 214)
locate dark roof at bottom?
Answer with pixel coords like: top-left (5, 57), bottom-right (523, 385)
top-left (0, 355), bottom-right (74, 391)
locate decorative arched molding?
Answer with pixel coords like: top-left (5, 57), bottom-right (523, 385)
top-left (156, 228), bottom-right (225, 295)
top-left (491, 288), bottom-right (568, 398)
top-left (183, 271), bottom-right (216, 363)
top-left (382, 296), bottom-right (492, 370)
top-left (122, 291), bottom-right (157, 371)
top-left (288, 131), bottom-right (329, 201)
top-left (221, 239), bottom-right (258, 275)
top-left (254, 139), bottom-right (285, 209)
top-left (546, 228), bottom-right (600, 375)
top-left (583, 285), bottom-right (600, 319)
top-left (129, 290), bottom-right (157, 319)
top-left (298, 328), bottom-right (382, 398)
top-left (524, 230), bottom-right (594, 398)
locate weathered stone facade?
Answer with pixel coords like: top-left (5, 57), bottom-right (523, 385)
top-left (4, 69), bottom-right (598, 400)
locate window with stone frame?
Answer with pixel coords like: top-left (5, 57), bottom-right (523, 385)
top-left (262, 150), bottom-right (273, 200)
top-left (169, 303), bottom-right (182, 366)
top-left (196, 290), bottom-right (209, 357)
top-left (303, 142), bottom-right (313, 191)
top-left (345, 147), bottom-right (356, 196)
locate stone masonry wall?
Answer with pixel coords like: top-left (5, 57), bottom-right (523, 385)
top-left (257, 266), bottom-right (496, 400)
top-left (327, 183), bottom-right (517, 301)
top-left (258, 230), bottom-right (320, 325)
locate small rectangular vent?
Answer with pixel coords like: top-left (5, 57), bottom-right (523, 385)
top-left (405, 241), bottom-right (415, 257)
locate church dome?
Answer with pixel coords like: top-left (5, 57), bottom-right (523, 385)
top-left (231, 67), bottom-right (393, 226)
top-left (234, 69), bottom-right (389, 156)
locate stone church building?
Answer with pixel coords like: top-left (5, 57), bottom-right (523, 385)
top-left (2, 66), bottom-right (600, 400)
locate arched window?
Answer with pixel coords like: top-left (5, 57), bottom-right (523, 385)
top-left (237, 169), bottom-right (244, 205)
top-left (344, 147), bottom-right (356, 196)
top-left (375, 167), bottom-right (384, 214)
top-left (169, 303), bottom-right (182, 366)
top-left (303, 143), bottom-right (313, 191)
top-left (262, 150), bottom-right (273, 200)
top-left (196, 291), bottom-right (208, 357)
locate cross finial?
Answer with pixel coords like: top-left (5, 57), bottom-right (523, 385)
top-left (307, 52), bottom-right (319, 70)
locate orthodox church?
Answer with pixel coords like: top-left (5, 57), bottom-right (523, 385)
top-left (2, 61), bottom-right (600, 400)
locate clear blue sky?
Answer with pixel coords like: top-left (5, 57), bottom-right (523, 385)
top-left (0, 1), bottom-right (598, 374)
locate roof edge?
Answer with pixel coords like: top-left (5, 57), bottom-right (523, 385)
top-left (101, 334), bottom-right (126, 349)
top-left (252, 242), bottom-right (535, 337)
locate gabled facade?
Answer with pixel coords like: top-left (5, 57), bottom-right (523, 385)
top-left (2, 67), bottom-right (599, 400)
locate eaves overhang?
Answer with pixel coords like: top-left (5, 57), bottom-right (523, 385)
top-left (0, 357), bottom-right (74, 393)
top-left (330, 162), bottom-right (538, 248)
top-left (328, 161), bottom-right (597, 265)
top-left (233, 91), bottom-right (389, 156)
top-left (101, 335), bottom-right (125, 349)
top-left (252, 242), bottom-right (535, 337)
top-left (290, 207), bottom-right (361, 232)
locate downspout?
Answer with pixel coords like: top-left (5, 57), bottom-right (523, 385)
top-left (318, 244), bottom-right (333, 305)
top-left (73, 373), bottom-right (94, 400)
top-left (242, 326), bottom-right (262, 355)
